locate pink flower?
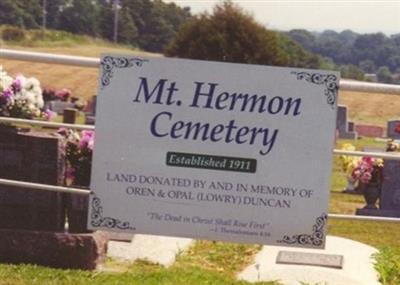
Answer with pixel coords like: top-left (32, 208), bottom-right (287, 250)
top-left (360, 172), bottom-right (372, 183)
top-left (79, 130), bottom-right (95, 150)
top-left (55, 88), bottom-right (71, 101)
top-left (44, 109), bottom-right (57, 121)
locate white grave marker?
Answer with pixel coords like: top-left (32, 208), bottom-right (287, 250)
top-left (88, 55), bottom-right (339, 249)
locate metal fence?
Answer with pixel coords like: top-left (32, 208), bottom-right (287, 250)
top-left (1, 48), bottom-right (400, 223)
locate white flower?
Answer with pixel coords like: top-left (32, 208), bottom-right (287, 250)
top-left (0, 66), bottom-right (13, 91)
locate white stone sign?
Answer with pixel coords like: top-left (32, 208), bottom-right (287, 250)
top-left (88, 55), bottom-right (339, 249)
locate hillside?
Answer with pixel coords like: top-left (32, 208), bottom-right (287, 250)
top-left (1, 42), bottom-right (160, 102)
top-left (2, 43), bottom-right (400, 127)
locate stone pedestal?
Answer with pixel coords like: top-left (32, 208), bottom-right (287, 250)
top-left (0, 229), bottom-right (108, 270)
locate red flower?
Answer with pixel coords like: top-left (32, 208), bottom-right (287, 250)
top-left (395, 123), bottom-right (400, 134)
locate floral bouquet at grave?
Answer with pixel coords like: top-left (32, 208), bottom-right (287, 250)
top-left (351, 156), bottom-right (383, 186)
top-left (339, 143), bottom-right (361, 191)
top-left (386, 139), bottom-right (399, 152)
top-left (0, 66), bottom-right (55, 120)
top-left (58, 128), bottom-right (94, 187)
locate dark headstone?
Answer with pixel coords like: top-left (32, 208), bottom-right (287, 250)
top-left (348, 121), bottom-right (355, 132)
top-left (355, 124), bottom-right (384, 138)
top-left (380, 160), bottom-right (400, 217)
top-left (387, 119), bottom-right (400, 139)
top-left (0, 127), bottom-right (65, 231)
top-left (336, 105), bottom-right (357, 139)
top-left (0, 229), bottom-right (108, 270)
top-left (63, 108), bottom-right (77, 124)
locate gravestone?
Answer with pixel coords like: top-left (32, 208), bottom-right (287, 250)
top-left (348, 121), bottom-right (354, 132)
top-left (0, 127), bottom-right (65, 231)
top-left (48, 101), bottom-right (75, 115)
top-left (63, 108), bottom-right (78, 124)
top-left (336, 105), bottom-right (357, 139)
top-left (387, 119), bottom-right (400, 139)
top-left (85, 96), bottom-right (97, 125)
top-left (380, 160), bottom-right (400, 217)
top-left (355, 124), bottom-right (384, 138)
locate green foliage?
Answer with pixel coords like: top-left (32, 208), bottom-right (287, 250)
top-left (340, 64), bottom-right (365, 81)
top-left (166, 1), bottom-right (328, 69)
top-left (374, 247), bottom-right (400, 285)
top-left (0, 0), bottom-right (191, 53)
top-left (166, 1), bottom-right (287, 66)
top-left (57, 0), bottom-right (100, 36)
top-left (286, 29), bottom-right (400, 81)
top-left (1, 26), bottom-right (26, 41)
top-left (0, 0), bottom-right (41, 29)
top-left (377, 66), bottom-right (393, 83)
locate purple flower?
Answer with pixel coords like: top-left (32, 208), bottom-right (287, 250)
top-left (12, 77), bottom-right (22, 92)
top-left (44, 109), bottom-right (57, 121)
top-left (1, 88), bottom-right (13, 98)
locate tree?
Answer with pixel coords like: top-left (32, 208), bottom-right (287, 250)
top-left (340, 65), bottom-right (365, 81)
top-left (57, 0), bottom-right (99, 36)
top-left (359, 60), bottom-right (376, 73)
top-left (118, 6), bottom-right (138, 45)
top-left (0, 0), bottom-right (41, 29)
top-left (165, 1), bottom-right (287, 66)
top-left (377, 66), bottom-right (392, 83)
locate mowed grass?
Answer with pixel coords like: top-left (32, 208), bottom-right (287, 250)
top-left (339, 90), bottom-right (400, 127)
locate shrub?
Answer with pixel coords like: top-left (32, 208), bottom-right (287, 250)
top-left (1, 26), bottom-right (26, 41)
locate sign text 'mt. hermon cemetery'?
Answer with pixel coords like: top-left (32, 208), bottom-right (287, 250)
top-left (88, 55), bottom-right (339, 249)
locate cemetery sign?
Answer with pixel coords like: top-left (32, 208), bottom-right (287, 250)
top-left (88, 55), bottom-right (339, 248)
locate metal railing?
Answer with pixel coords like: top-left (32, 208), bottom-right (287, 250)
top-left (1, 48), bottom-right (400, 223)
top-left (2, 48), bottom-right (400, 95)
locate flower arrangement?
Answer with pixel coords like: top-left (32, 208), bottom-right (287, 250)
top-left (58, 128), bottom-right (95, 187)
top-left (351, 156), bottom-right (383, 184)
top-left (339, 143), bottom-right (384, 192)
top-left (0, 66), bottom-right (52, 120)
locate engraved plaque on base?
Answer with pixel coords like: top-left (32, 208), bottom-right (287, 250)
top-left (276, 250), bottom-right (343, 269)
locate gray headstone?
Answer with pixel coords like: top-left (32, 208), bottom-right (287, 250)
top-left (380, 160), bottom-right (400, 217)
top-left (49, 101), bottom-right (75, 115)
top-left (387, 119), bottom-right (400, 139)
top-left (276, 250), bottom-right (343, 269)
top-left (0, 128), bottom-right (65, 230)
top-left (85, 96), bottom-right (97, 116)
top-left (336, 105), bottom-right (357, 139)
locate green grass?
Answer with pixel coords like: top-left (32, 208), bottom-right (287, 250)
top-left (0, 259), bottom-right (278, 285)
top-left (374, 247), bottom-right (400, 285)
